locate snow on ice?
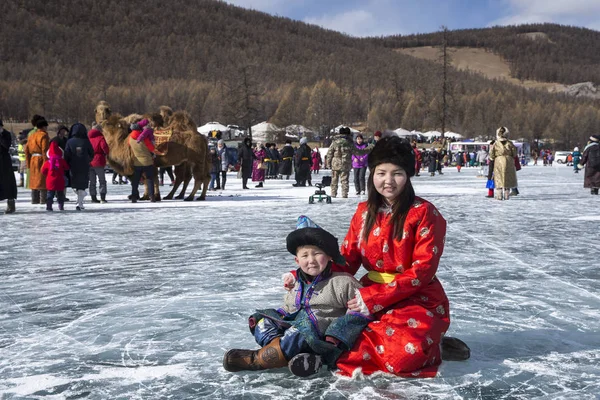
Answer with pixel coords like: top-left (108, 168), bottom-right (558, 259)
top-left (0, 164), bottom-right (599, 399)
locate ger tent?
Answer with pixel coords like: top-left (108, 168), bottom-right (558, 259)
top-left (251, 122), bottom-right (281, 142)
top-left (197, 122), bottom-right (229, 136)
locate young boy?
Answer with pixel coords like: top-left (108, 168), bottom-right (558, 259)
top-left (223, 216), bottom-right (372, 377)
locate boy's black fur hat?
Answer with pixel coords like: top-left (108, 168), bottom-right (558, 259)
top-left (286, 227), bottom-right (345, 265)
top-left (367, 135), bottom-right (415, 177)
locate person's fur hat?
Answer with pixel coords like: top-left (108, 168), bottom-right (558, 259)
top-left (300, 137), bottom-right (308, 145)
top-left (30, 114), bottom-right (43, 127)
top-left (496, 126), bottom-right (509, 140)
top-left (590, 135), bottom-right (600, 142)
top-left (36, 119), bottom-right (48, 129)
top-left (286, 216), bottom-right (345, 265)
top-left (339, 126), bottom-right (351, 135)
top-left (367, 136), bottom-right (415, 177)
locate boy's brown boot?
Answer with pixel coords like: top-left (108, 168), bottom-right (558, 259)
top-left (223, 337), bottom-right (287, 372)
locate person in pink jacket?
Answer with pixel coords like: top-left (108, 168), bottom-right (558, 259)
top-left (88, 126), bottom-right (110, 203)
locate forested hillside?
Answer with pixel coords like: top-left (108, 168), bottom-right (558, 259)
top-left (375, 23), bottom-right (600, 86)
top-left (1, 0), bottom-right (599, 147)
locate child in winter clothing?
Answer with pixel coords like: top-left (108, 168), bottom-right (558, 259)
top-left (573, 147), bottom-right (582, 173)
top-left (223, 216), bottom-right (373, 377)
top-left (41, 140), bottom-right (70, 211)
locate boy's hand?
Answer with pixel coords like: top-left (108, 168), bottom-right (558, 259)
top-left (282, 272), bottom-right (296, 291)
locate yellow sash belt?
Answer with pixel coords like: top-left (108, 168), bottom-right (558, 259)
top-left (368, 271), bottom-right (398, 283)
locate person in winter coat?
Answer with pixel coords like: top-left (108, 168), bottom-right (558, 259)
top-left (41, 140), bottom-right (70, 211)
top-left (238, 137), bottom-right (256, 189)
top-left (128, 124), bottom-right (162, 202)
top-left (293, 137), bottom-right (312, 187)
top-left (311, 147), bottom-right (323, 175)
top-left (412, 142), bottom-right (422, 176)
top-left (455, 151), bottom-right (464, 172)
top-left (325, 127), bottom-right (372, 197)
top-left (427, 148), bottom-right (438, 176)
top-left (581, 135), bottom-right (600, 195)
top-left (252, 142), bottom-right (267, 188)
top-left (477, 146), bottom-right (489, 177)
top-left (279, 140), bottom-right (294, 179)
top-left (88, 127), bottom-right (110, 203)
top-left (489, 127), bottom-right (518, 200)
top-left (352, 134), bottom-right (368, 195)
top-left (223, 216), bottom-right (372, 377)
top-left (572, 147), bottom-right (582, 173)
top-left (216, 139), bottom-right (231, 190)
top-left (269, 143), bottom-right (281, 179)
top-left (285, 137), bottom-right (469, 377)
top-left (0, 120), bottom-right (18, 214)
top-left (65, 123), bottom-right (94, 210)
top-left (208, 146), bottom-right (220, 190)
top-left (25, 118), bottom-right (50, 204)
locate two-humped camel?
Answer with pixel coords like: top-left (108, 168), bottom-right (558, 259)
top-left (96, 101), bottom-right (210, 201)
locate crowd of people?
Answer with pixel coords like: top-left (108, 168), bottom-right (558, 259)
top-left (3, 119), bottom-right (600, 214)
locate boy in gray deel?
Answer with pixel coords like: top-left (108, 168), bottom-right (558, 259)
top-left (223, 216), bottom-right (372, 377)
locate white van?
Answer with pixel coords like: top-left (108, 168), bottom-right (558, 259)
top-left (554, 151), bottom-right (571, 164)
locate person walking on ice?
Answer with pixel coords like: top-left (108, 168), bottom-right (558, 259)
top-left (223, 216), bottom-right (373, 377)
top-left (489, 126), bottom-right (517, 200)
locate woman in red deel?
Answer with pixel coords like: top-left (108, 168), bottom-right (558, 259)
top-left (335, 136), bottom-right (469, 377)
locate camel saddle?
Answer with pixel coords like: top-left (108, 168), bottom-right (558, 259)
top-left (154, 129), bottom-right (174, 154)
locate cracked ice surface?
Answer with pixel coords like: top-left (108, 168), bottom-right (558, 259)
top-left (0, 165), bottom-right (599, 399)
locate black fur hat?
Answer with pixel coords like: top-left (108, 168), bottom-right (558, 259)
top-left (286, 227), bottom-right (345, 265)
top-left (367, 135), bottom-right (415, 177)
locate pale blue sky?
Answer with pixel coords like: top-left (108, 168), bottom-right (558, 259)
top-left (225, 0), bottom-right (600, 37)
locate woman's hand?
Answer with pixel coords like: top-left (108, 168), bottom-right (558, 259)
top-left (347, 297), bottom-right (361, 312)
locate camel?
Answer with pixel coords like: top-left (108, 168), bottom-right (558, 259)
top-left (95, 101), bottom-right (111, 124)
top-left (101, 109), bottom-right (210, 201)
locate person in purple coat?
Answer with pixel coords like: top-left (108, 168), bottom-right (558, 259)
top-left (252, 143), bottom-right (267, 188)
top-left (351, 134), bottom-right (368, 195)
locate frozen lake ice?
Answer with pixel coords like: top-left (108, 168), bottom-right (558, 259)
top-left (1, 164), bottom-right (599, 399)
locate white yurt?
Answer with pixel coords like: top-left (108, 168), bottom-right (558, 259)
top-left (197, 122), bottom-right (229, 136)
top-left (251, 122), bottom-right (281, 142)
top-left (331, 125), bottom-right (360, 134)
top-left (444, 131), bottom-right (464, 139)
top-left (285, 125), bottom-right (313, 141)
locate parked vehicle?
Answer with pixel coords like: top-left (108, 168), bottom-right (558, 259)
top-left (9, 147), bottom-right (19, 171)
top-left (554, 151), bottom-right (571, 164)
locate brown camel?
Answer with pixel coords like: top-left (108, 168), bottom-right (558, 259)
top-left (95, 101), bottom-right (111, 124)
top-left (101, 111), bottom-right (211, 201)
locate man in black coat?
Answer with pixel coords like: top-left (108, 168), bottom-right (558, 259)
top-left (0, 120), bottom-right (18, 214)
top-left (238, 137), bottom-right (256, 189)
top-left (279, 140), bottom-right (294, 179)
top-left (293, 137), bottom-right (312, 187)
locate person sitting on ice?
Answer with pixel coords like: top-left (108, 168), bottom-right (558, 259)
top-left (223, 216), bottom-right (373, 377)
